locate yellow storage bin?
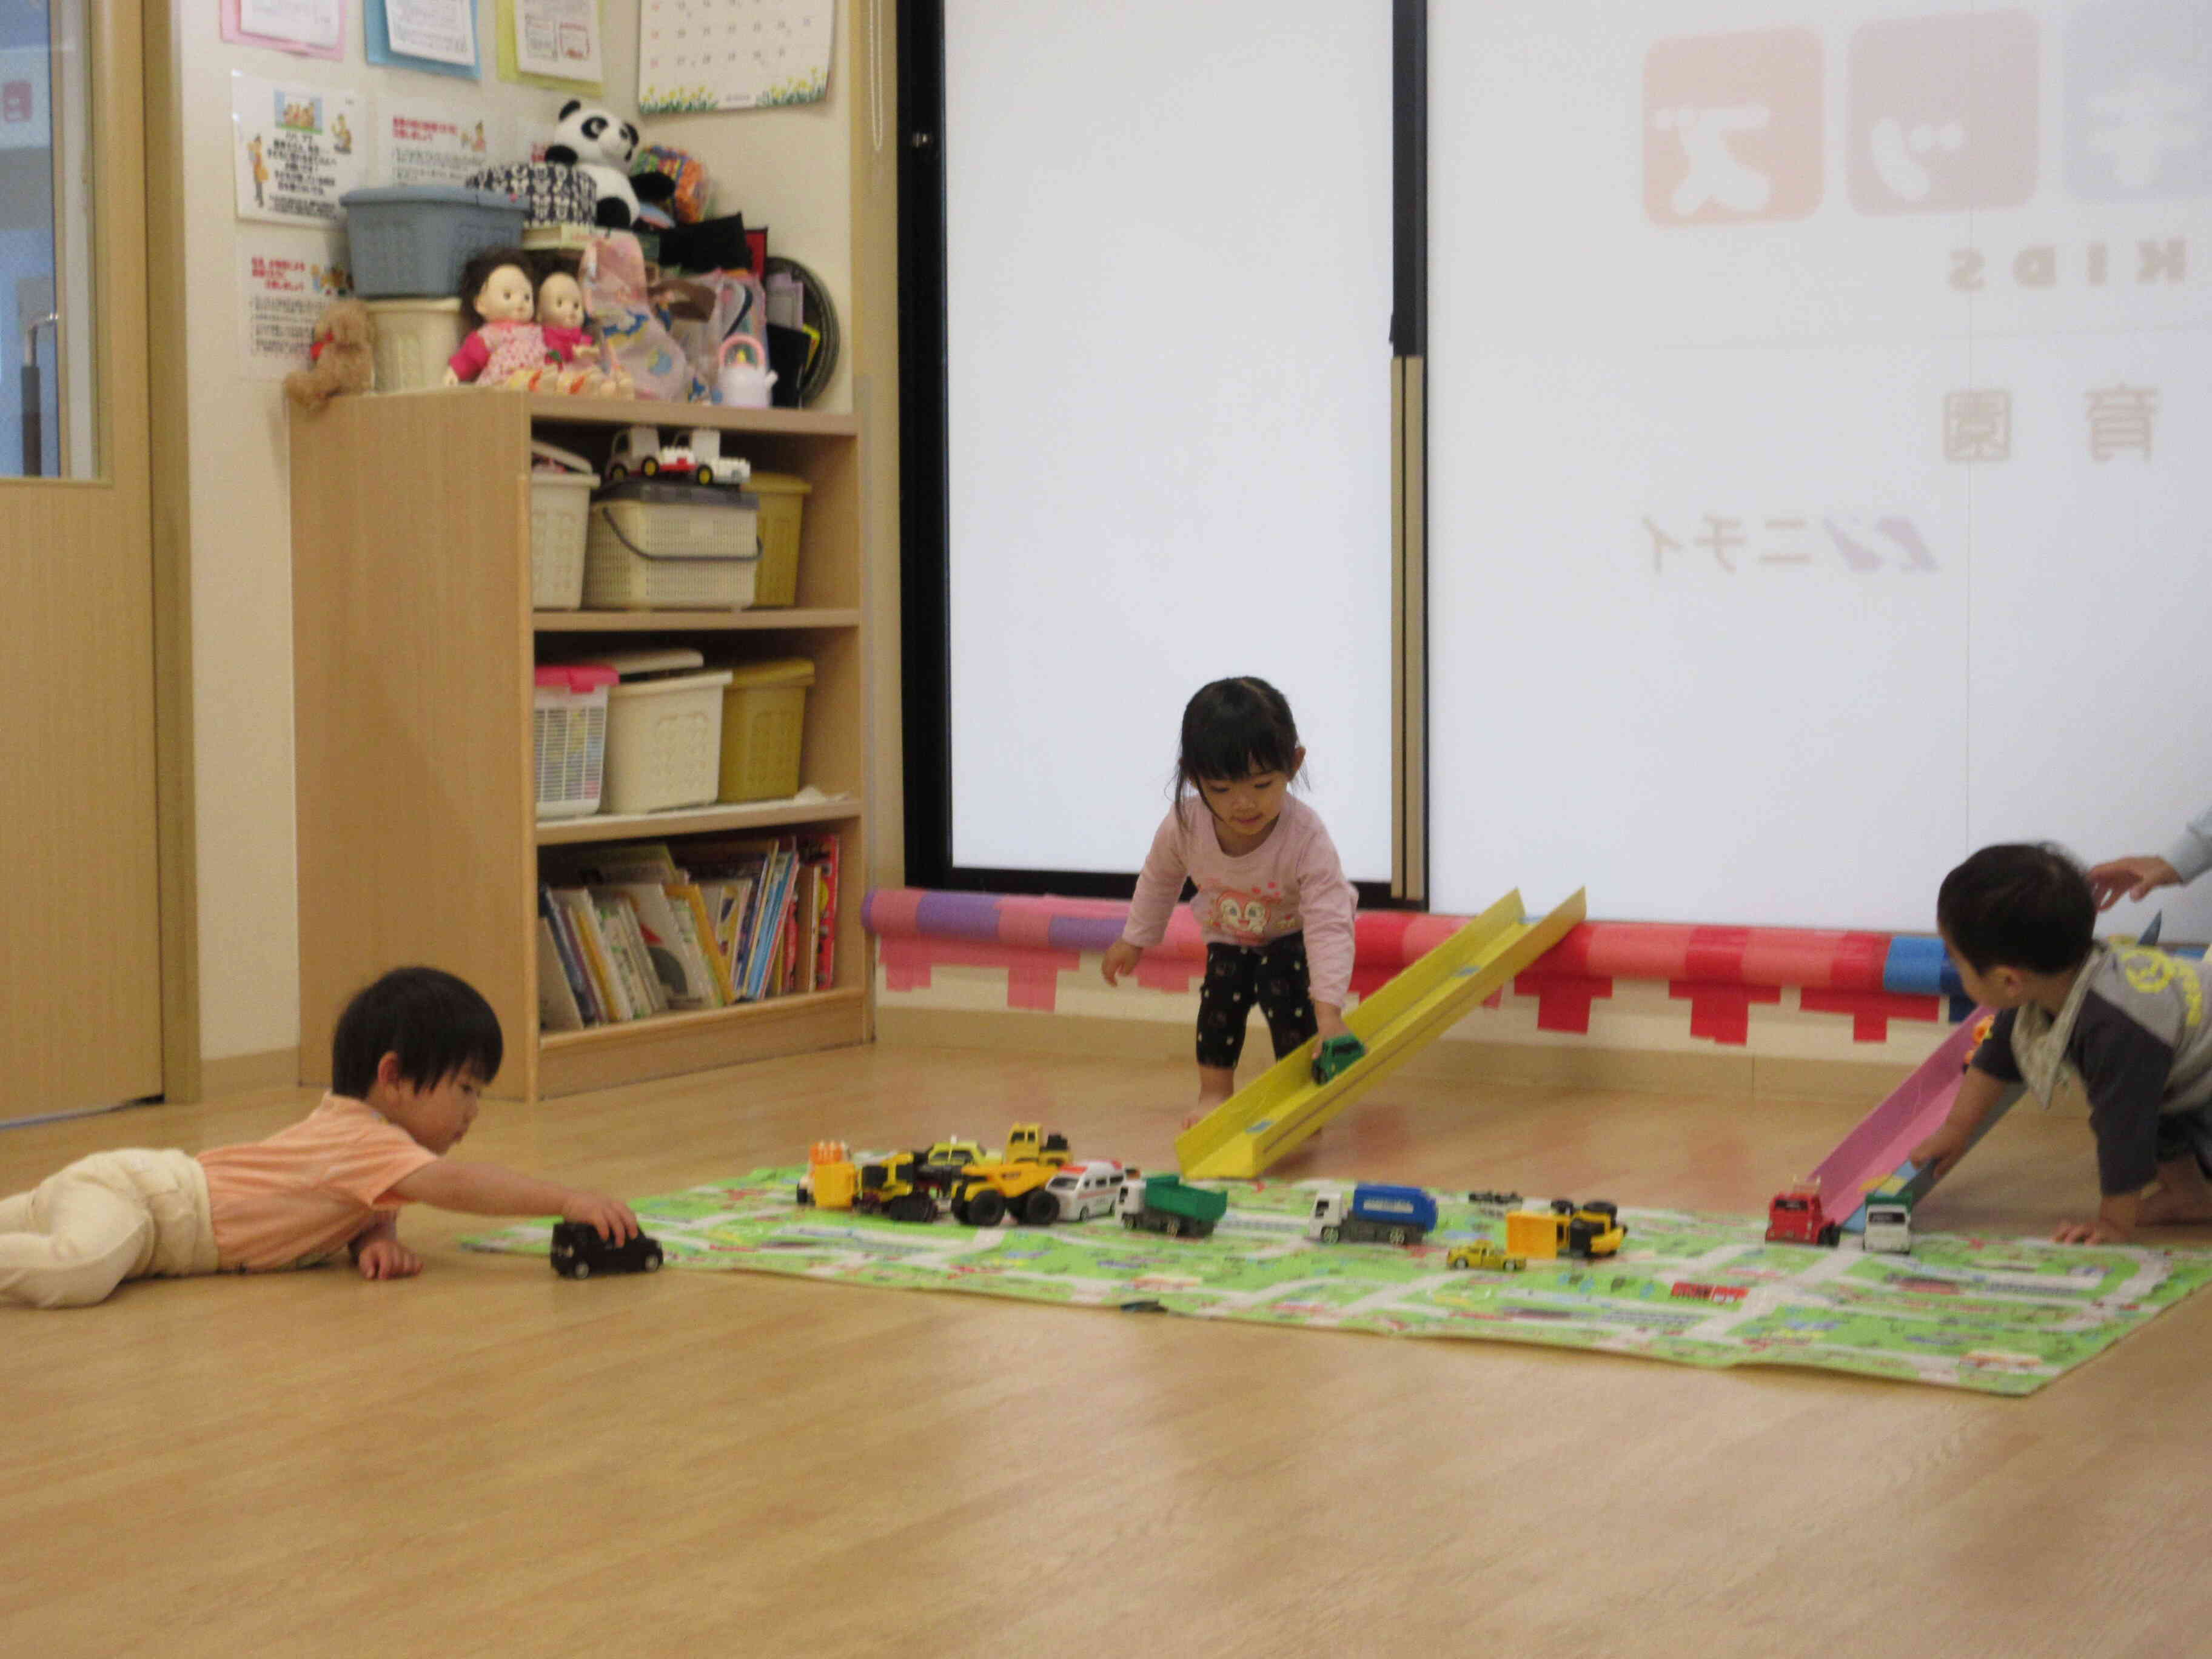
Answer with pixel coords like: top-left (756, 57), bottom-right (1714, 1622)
top-left (746, 471), bottom-right (811, 608)
top-left (718, 657), bottom-right (815, 802)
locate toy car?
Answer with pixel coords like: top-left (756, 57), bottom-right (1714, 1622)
top-left (1310, 1033), bottom-right (1367, 1085)
top-left (1766, 1181), bottom-right (1842, 1247)
top-left (550, 1220), bottom-right (665, 1278)
top-left (1445, 1241), bottom-right (1526, 1272)
top-left (1466, 1189), bottom-right (1523, 1208)
top-left (604, 424), bottom-right (752, 487)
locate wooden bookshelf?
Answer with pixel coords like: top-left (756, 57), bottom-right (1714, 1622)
top-left (290, 390), bottom-right (871, 1099)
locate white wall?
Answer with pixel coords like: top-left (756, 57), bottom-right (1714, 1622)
top-left (177, 4), bottom-right (640, 1062)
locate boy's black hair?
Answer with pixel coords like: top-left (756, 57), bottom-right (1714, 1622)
top-left (1937, 843), bottom-right (2097, 976)
top-left (1173, 677), bottom-right (1302, 826)
top-left (330, 967), bottom-right (504, 1100)
top-left (455, 246), bottom-right (535, 326)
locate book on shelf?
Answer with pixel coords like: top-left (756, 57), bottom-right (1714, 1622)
top-left (535, 831), bottom-right (843, 1029)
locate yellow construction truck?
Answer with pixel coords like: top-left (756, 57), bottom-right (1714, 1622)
top-left (949, 1123), bottom-right (1073, 1227)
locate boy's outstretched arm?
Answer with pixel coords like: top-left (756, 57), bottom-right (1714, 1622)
top-left (1909, 1065), bottom-right (2011, 1181)
top-left (391, 1161), bottom-right (640, 1241)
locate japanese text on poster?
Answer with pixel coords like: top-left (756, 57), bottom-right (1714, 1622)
top-left (240, 232), bottom-right (353, 380)
top-left (238, 0), bottom-right (344, 50)
top-left (384, 0), bottom-right (478, 66)
top-left (514, 0), bottom-right (603, 82)
top-left (380, 98), bottom-right (506, 186)
top-left (232, 73), bottom-right (367, 226)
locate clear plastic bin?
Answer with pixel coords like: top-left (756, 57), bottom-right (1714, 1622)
top-left (745, 471), bottom-right (810, 608)
top-left (534, 664), bottom-right (617, 819)
top-left (342, 186), bottom-right (528, 298)
top-left (583, 480), bottom-right (761, 611)
top-left (530, 473), bottom-right (597, 609)
top-left (598, 649), bottom-right (734, 814)
top-left (718, 658), bottom-right (814, 802)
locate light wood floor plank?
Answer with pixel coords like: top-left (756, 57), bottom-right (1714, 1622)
top-left (5, 1046), bottom-right (2210, 1657)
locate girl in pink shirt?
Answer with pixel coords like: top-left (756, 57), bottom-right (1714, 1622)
top-left (1102, 677), bottom-right (1364, 1118)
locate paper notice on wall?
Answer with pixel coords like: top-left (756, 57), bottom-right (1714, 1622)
top-left (513, 0), bottom-right (603, 82)
top-left (240, 230), bottom-right (352, 381)
top-left (384, 0), bottom-right (478, 65)
top-left (238, 0), bottom-right (344, 50)
top-left (232, 73), bottom-right (367, 226)
top-left (379, 98), bottom-right (508, 186)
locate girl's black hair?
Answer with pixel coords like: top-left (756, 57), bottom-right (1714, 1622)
top-left (1936, 843), bottom-right (2096, 976)
top-left (455, 245), bottom-right (536, 326)
top-left (1173, 676), bottom-right (1302, 826)
top-left (330, 967), bottom-right (504, 1099)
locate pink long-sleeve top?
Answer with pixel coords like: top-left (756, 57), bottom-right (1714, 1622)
top-left (1120, 793), bottom-right (1358, 1008)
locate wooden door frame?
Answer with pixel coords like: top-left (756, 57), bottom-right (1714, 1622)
top-left (141, 1), bottom-right (202, 1102)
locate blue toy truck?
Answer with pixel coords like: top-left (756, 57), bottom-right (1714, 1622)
top-left (1304, 1182), bottom-right (1438, 1245)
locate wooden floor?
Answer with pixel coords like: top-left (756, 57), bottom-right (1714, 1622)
top-left (5, 1043), bottom-right (2211, 1658)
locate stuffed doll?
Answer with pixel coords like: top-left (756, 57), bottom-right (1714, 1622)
top-left (283, 298), bottom-right (375, 409)
top-left (533, 264), bottom-right (628, 397)
top-left (544, 101), bottom-right (675, 231)
top-left (444, 248), bottom-right (545, 387)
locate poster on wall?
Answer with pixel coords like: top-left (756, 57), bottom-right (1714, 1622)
top-left (221, 0), bottom-right (347, 60)
top-left (639, 0), bottom-right (833, 113)
top-left (379, 98), bottom-right (509, 187)
top-left (512, 0), bottom-right (604, 82)
top-left (384, 0), bottom-right (477, 64)
top-left (238, 230), bottom-right (352, 380)
top-left (231, 73), bottom-right (367, 225)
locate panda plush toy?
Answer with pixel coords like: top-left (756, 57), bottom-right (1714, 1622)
top-left (544, 100), bottom-right (675, 230)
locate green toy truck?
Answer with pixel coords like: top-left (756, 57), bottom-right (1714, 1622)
top-left (1116, 1173), bottom-right (1228, 1239)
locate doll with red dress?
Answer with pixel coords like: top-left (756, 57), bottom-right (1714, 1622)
top-left (443, 247), bottom-right (546, 388)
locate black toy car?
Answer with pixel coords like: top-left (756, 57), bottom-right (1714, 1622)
top-left (550, 1221), bottom-right (665, 1279)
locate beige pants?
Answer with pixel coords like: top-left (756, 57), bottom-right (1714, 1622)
top-left (0, 1148), bottom-right (218, 1309)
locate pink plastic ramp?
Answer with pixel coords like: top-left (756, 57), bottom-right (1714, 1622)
top-left (1806, 1009), bottom-right (1997, 1221)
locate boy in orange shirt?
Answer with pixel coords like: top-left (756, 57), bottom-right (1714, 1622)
top-left (0, 967), bottom-right (638, 1307)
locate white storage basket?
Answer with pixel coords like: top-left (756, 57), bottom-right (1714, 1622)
top-left (364, 297), bottom-right (464, 394)
top-left (530, 472), bottom-right (597, 609)
top-left (583, 480), bottom-right (761, 611)
top-left (598, 649), bottom-right (735, 814)
top-left (534, 665), bottom-right (617, 819)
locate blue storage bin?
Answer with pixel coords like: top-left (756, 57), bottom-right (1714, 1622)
top-left (341, 186), bottom-right (529, 299)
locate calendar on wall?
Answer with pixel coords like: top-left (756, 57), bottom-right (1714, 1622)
top-left (638, 0), bottom-right (834, 113)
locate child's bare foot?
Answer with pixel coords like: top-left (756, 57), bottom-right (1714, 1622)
top-left (2136, 1158), bottom-right (2212, 1226)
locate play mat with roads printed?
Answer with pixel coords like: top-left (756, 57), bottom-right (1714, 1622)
top-left (461, 1172), bottom-right (2212, 1396)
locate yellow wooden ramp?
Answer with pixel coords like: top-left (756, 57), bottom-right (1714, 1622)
top-left (1175, 887), bottom-right (1588, 1180)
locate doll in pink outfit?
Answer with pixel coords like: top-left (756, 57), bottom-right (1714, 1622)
top-left (534, 264), bottom-right (621, 395)
top-left (444, 247), bottom-right (546, 387)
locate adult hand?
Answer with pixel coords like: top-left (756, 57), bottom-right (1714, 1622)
top-left (2085, 855), bottom-right (2180, 911)
top-left (355, 1236), bottom-right (423, 1279)
top-left (1101, 940), bottom-right (1142, 987)
top-left (561, 1190), bottom-right (639, 1243)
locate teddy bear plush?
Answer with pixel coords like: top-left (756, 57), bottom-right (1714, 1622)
top-left (283, 298), bottom-right (375, 409)
top-left (543, 101), bottom-right (675, 230)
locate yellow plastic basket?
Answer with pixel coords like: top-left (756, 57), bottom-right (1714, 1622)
top-left (745, 471), bottom-right (811, 608)
top-left (717, 657), bottom-right (815, 802)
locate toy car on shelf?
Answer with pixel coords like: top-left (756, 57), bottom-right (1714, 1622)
top-left (550, 1221), bottom-right (664, 1279)
top-left (1766, 1180), bottom-right (1842, 1247)
top-left (604, 423), bottom-right (752, 487)
top-left (1445, 1241), bottom-right (1526, 1272)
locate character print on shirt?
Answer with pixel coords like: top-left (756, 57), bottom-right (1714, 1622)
top-left (1201, 883), bottom-right (1299, 945)
top-left (2117, 946), bottom-right (2206, 1028)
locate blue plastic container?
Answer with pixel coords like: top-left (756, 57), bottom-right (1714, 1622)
top-left (341, 186), bottom-right (528, 298)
